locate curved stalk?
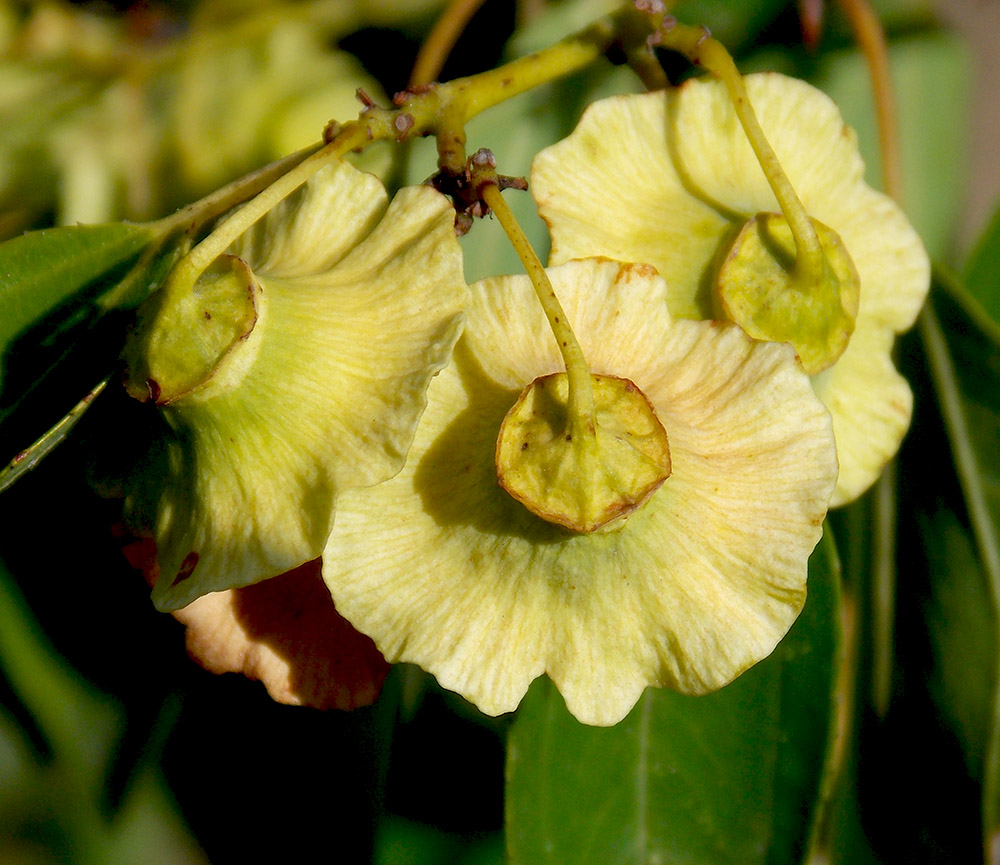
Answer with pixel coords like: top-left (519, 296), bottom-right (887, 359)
top-left (837, 0), bottom-right (902, 200)
top-left (651, 17), bottom-right (826, 285)
top-left (478, 180), bottom-right (596, 434)
top-left (410, 0), bottom-right (488, 86)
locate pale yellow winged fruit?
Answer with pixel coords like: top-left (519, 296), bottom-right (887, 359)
top-left (123, 159), bottom-right (468, 611)
top-left (322, 258), bottom-right (838, 726)
top-left (532, 73), bottom-right (930, 505)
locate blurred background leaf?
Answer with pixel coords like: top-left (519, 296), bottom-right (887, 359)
top-left (909, 219), bottom-right (1000, 859)
top-left (964, 203), bottom-right (1000, 322)
top-left (0, 553), bottom-right (208, 865)
top-left (814, 32), bottom-right (971, 262)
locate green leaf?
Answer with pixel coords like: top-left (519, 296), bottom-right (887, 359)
top-left (0, 553), bottom-right (122, 789)
top-left (374, 818), bottom-right (503, 865)
top-left (964, 202), bottom-right (1000, 323)
top-left (507, 0), bottom-right (625, 57)
top-left (0, 223), bottom-right (172, 482)
top-left (920, 505), bottom-right (998, 783)
top-left (868, 0), bottom-right (937, 25)
top-left (919, 271), bottom-right (1000, 856)
top-left (0, 555), bottom-right (208, 864)
top-left (0, 222), bottom-right (157, 386)
top-left (673, 0), bottom-right (790, 49)
top-left (506, 533), bottom-right (842, 865)
top-left (0, 376), bottom-right (109, 493)
top-left (103, 767), bottom-right (211, 865)
top-left (818, 481), bottom-right (904, 865)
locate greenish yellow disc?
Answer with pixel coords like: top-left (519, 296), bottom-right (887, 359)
top-left (495, 372), bottom-right (671, 534)
top-left (715, 212), bottom-right (860, 374)
top-left (123, 256), bottom-right (260, 404)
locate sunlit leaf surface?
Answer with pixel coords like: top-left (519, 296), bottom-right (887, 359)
top-left (0, 223), bottom-right (156, 386)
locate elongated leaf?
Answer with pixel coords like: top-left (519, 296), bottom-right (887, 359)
top-left (0, 222), bottom-right (156, 382)
top-left (0, 555), bottom-right (209, 864)
top-left (506, 533), bottom-right (841, 865)
top-left (0, 224), bottom-right (170, 477)
top-left (919, 270), bottom-right (1000, 858)
top-left (920, 505), bottom-right (997, 788)
top-left (0, 553), bottom-right (121, 789)
top-left (964, 203), bottom-right (1000, 323)
top-left (0, 377), bottom-right (108, 493)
